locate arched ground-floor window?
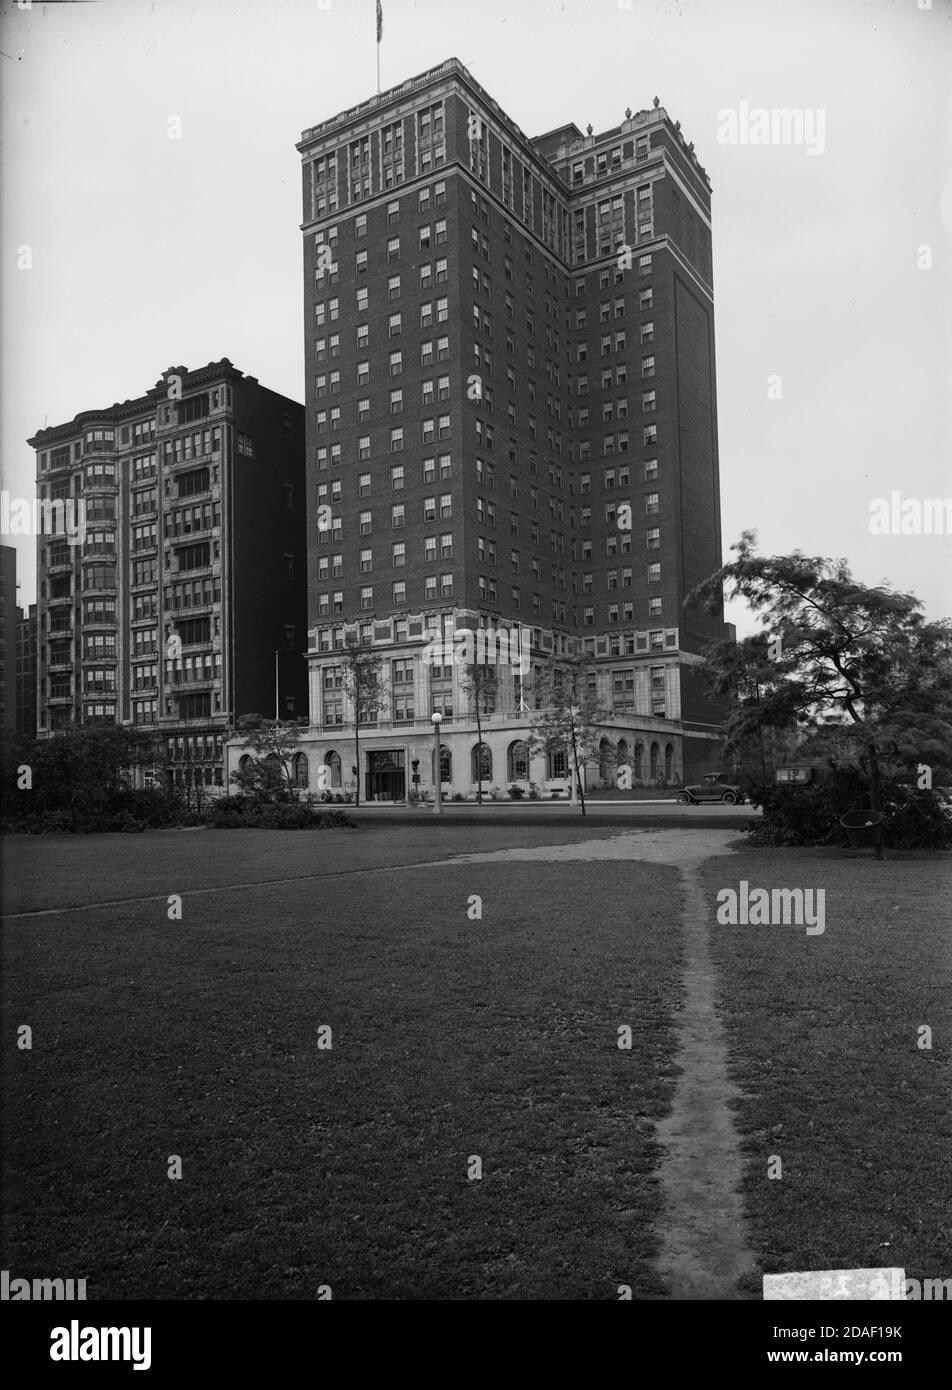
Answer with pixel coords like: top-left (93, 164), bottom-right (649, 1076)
top-left (507, 740), bottom-right (529, 781)
top-left (471, 742), bottom-right (492, 783)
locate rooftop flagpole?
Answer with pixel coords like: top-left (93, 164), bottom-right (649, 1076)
top-left (376, 0), bottom-right (382, 94)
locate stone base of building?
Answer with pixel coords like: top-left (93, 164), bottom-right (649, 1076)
top-left (225, 713), bottom-right (705, 805)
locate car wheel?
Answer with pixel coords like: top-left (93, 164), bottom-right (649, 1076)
top-left (721, 790), bottom-right (738, 805)
top-left (676, 791), bottom-right (693, 805)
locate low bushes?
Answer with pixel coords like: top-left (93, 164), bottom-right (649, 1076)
top-left (2, 787), bottom-right (185, 835)
top-left (205, 797), bottom-right (355, 830)
top-left (745, 766), bottom-right (951, 850)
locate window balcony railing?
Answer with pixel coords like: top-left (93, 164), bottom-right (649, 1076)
top-left (168, 672), bottom-right (218, 687)
top-left (166, 523), bottom-right (217, 541)
top-left (164, 596), bottom-right (219, 612)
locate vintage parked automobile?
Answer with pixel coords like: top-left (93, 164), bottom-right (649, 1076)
top-left (676, 774), bottom-right (746, 806)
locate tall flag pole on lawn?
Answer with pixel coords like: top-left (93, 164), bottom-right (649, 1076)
top-left (376, 0), bottom-right (383, 94)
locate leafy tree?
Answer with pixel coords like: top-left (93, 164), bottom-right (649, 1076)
top-left (3, 724), bottom-right (155, 830)
top-left (339, 644), bottom-right (388, 807)
top-left (690, 531), bottom-right (952, 854)
top-left (529, 657), bottom-right (610, 816)
top-left (232, 715), bottom-right (301, 800)
top-left (460, 659), bottom-right (499, 805)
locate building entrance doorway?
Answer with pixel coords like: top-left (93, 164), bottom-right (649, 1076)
top-left (366, 749), bottom-right (406, 802)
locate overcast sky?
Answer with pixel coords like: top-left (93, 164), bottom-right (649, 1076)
top-left (1, 0), bottom-right (949, 633)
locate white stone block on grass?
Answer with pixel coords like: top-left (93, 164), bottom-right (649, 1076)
top-left (763, 1268), bottom-right (906, 1300)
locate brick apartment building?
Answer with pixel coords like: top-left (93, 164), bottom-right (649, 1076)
top-left (16, 603), bottom-right (37, 738)
top-left (28, 361), bottom-right (307, 791)
top-left (230, 59), bottom-right (728, 802)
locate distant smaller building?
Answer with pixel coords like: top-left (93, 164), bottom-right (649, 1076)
top-left (0, 545), bottom-right (17, 734)
top-left (16, 604), bottom-right (37, 738)
top-left (28, 360), bottom-right (307, 793)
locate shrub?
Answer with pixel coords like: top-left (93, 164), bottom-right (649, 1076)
top-left (528, 787), bottom-right (541, 801)
top-left (452, 792), bottom-right (466, 802)
top-left (206, 798), bottom-right (355, 830)
top-left (746, 766), bottom-right (952, 850)
top-left (207, 798), bottom-right (251, 828)
top-left (508, 784), bottom-right (525, 799)
top-left (252, 802), bottom-right (313, 830)
top-left (314, 809), bottom-right (356, 829)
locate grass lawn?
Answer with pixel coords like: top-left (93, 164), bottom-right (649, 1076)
top-left (702, 848), bottom-right (952, 1294)
top-left (1, 826), bottom-right (683, 1300)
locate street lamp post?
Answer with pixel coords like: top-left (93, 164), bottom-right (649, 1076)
top-left (431, 711), bottom-right (443, 816)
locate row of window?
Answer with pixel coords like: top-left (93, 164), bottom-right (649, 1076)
top-left (314, 181), bottom-right (448, 251)
top-left (43, 430), bottom-right (223, 485)
top-left (311, 619), bottom-right (668, 657)
top-left (315, 450), bottom-right (660, 501)
top-left (317, 533), bottom-right (455, 578)
top-left (162, 428), bottom-right (222, 464)
top-left (571, 135), bottom-right (652, 186)
top-left (316, 576), bottom-right (456, 614)
top-left (311, 106), bottom-right (446, 215)
top-left (314, 563), bottom-right (664, 617)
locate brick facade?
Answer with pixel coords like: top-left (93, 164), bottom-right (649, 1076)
top-left (28, 362), bottom-right (306, 791)
top-left (229, 60), bottom-right (728, 799)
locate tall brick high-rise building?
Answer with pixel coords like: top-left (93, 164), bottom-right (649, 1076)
top-left (281, 59), bottom-right (726, 802)
top-left (28, 361), bottom-right (307, 792)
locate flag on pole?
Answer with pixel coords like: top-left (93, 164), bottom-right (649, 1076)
top-left (376, 0), bottom-right (383, 43)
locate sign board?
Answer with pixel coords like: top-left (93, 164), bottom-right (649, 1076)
top-left (775, 766), bottom-right (812, 784)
